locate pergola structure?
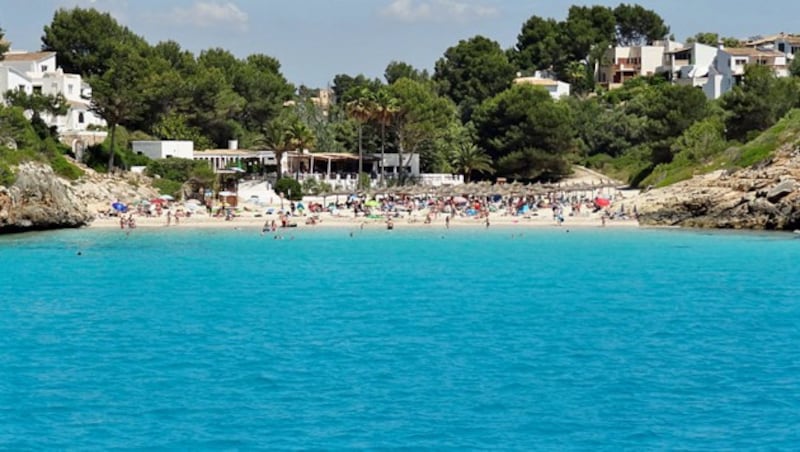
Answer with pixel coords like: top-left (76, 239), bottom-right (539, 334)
top-left (194, 149), bottom-right (277, 173)
top-left (285, 152), bottom-right (379, 177)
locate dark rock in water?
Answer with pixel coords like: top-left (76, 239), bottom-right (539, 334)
top-left (0, 163), bottom-right (92, 234)
top-left (766, 179), bottom-right (795, 203)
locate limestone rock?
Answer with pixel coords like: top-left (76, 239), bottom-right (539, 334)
top-left (766, 179), bottom-right (795, 203)
top-left (633, 144), bottom-right (800, 231)
top-left (0, 162), bottom-right (92, 233)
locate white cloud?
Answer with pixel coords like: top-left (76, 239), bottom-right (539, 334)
top-left (171, 1), bottom-right (249, 31)
top-left (381, 0), bottom-right (498, 23)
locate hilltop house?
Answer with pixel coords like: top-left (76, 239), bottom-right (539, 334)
top-left (513, 71), bottom-right (571, 99)
top-left (744, 33), bottom-right (800, 60)
top-left (0, 50), bottom-right (106, 155)
top-left (597, 35), bottom-right (794, 100)
top-left (596, 40), bottom-right (684, 89)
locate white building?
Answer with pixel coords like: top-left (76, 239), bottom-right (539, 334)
top-left (0, 51), bottom-right (106, 131)
top-left (375, 153), bottom-right (420, 178)
top-left (132, 140), bottom-right (194, 160)
top-left (705, 46), bottom-right (789, 99)
top-left (0, 50), bottom-right (106, 152)
top-left (745, 33), bottom-right (800, 60)
top-left (596, 40), bottom-right (684, 89)
top-left (664, 42), bottom-right (718, 87)
top-left (513, 71), bottom-right (571, 99)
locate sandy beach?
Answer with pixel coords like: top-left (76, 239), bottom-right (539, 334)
top-left (88, 208), bottom-right (639, 231)
top-left (88, 166), bottom-right (640, 232)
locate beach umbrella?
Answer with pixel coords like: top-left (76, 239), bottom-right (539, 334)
top-left (159, 194), bottom-right (175, 201)
top-left (150, 198), bottom-right (166, 205)
top-left (453, 196), bottom-right (468, 204)
top-left (595, 197), bottom-right (611, 207)
top-left (111, 202), bottom-right (127, 212)
top-left (365, 199), bottom-right (380, 207)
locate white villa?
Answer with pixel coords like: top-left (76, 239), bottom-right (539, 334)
top-left (0, 50), bottom-right (106, 153)
top-left (596, 40), bottom-right (684, 89)
top-left (513, 71), bottom-right (571, 99)
top-left (597, 34), bottom-right (797, 99)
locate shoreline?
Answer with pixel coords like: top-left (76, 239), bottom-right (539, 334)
top-left (87, 212), bottom-right (639, 231)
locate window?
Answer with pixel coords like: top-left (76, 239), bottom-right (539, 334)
top-left (17, 85), bottom-right (25, 92)
top-left (78, 112), bottom-right (84, 124)
top-left (68, 84), bottom-right (73, 95)
top-left (41, 65), bottom-right (48, 72)
top-left (778, 43), bottom-right (786, 52)
top-left (33, 86), bottom-right (42, 94)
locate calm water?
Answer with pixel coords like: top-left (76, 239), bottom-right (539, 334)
top-left (1, 226), bottom-right (800, 449)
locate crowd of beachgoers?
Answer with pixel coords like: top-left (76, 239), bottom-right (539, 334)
top-left (92, 186), bottom-right (639, 232)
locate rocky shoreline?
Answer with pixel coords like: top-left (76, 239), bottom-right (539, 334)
top-left (634, 146), bottom-right (800, 230)
top-left (4, 146), bottom-right (800, 234)
top-left (0, 162), bottom-right (157, 234)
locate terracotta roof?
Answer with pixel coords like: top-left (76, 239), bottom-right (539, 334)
top-left (1, 51), bottom-right (56, 62)
top-left (513, 77), bottom-right (560, 86)
top-left (746, 33), bottom-right (800, 46)
top-left (723, 47), bottom-right (785, 57)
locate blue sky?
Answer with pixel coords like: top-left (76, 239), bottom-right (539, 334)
top-left (2, 0), bottom-right (800, 88)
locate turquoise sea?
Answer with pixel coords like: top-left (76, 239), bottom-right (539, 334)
top-left (2, 226), bottom-right (800, 449)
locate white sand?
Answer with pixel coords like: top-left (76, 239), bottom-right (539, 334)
top-left (89, 208), bottom-right (638, 231)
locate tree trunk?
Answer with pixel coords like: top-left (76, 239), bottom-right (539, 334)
top-left (397, 139), bottom-right (404, 186)
top-left (380, 122), bottom-right (386, 187)
top-left (275, 150), bottom-right (283, 182)
top-left (357, 123), bottom-right (363, 188)
top-left (107, 123), bottom-right (116, 172)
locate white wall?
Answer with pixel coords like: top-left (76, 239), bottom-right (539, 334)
top-left (639, 46), bottom-right (665, 75)
top-left (132, 141), bottom-right (194, 160)
top-left (379, 153), bottom-right (420, 177)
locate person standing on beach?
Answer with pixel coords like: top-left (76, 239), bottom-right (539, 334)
top-left (445, 215), bottom-right (450, 229)
top-left (166, 211), bottom-right (172, 226)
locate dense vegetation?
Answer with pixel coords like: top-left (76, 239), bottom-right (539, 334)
top-left (2, 6), bottom-right (800, 189)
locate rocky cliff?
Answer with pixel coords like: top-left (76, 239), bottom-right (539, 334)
top-left (0, 162), bottom-right (160, 234)
top-left (0, 162), bottom-right (93, 233)
top-left (635, 145), bottom-right (800, 230)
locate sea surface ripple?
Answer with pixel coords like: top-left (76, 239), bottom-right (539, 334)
top-left (1, 227), bottom-right (799, 449)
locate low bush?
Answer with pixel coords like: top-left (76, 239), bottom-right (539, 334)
top-left (274, 177), bottom-right (302, 200)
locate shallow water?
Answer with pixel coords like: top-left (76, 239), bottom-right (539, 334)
top-left (1, 227), bottom-right (800, 449)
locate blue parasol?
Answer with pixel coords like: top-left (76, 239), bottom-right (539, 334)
top-left (112, 202), bottom-right (127, 212)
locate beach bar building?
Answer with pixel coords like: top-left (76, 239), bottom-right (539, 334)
top-left (132, 140), bottom-right (194, 160)
top-left (194, 149), bottom-right (277, 174)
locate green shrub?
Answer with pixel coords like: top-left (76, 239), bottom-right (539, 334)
top-left (0, 161), bottom-right (15, 186)
top-left (152, 178), bottom-right (183, 198)
top-left (50, 153), bottom-right (83, 180)
top-left (274, 177), bottom-right (302, 200)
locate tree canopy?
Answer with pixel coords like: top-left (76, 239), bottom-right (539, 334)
top-left (433, 35), bottom-right (516, 123)
top-left (472, 84), bottom-right (576, 181)
top-left (0, 26), bottom-right (9, 59)
top-left (42, 8), bottom-right (148, 76)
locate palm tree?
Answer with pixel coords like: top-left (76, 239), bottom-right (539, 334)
top-left (345, 88), bottom-right (374, 188)
top-left (286, 121), bottom-right (316, 176)
top-left (259, 119), bottom-right (292, 180)
top-left (372, 88), bottom-right (399, 185)
top-left (564, 61), bottom-right (586, 89)
top-left (451, 143), bottom-right (495, 183)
